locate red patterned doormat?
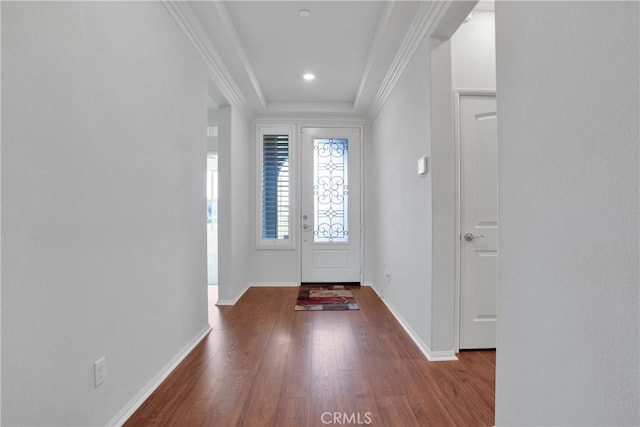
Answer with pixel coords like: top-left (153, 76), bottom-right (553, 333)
top-left (294, 284), bottom-right (360, 311)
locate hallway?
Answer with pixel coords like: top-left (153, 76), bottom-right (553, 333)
top-left (3, 2), bottom-right (638, 425)
top-left (125, 287), bottom-right (495, 426)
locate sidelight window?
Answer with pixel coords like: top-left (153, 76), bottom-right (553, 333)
top-left (257, 126), bottom-right (295, 248)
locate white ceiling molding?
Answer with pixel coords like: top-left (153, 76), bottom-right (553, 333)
top-left (164, 1), bottom-right (450, 123)
top-left (254, 116), bottom-right (369, 127)
top-left (161, 1), bottom-right (254, 120)
top-left (367, 0), bottom-right (449, 121)
top-left (258, 102), bottom-right (367, 124)
top-left (267, 102), bottom-right (356, 113)
top-left (212, 1), bottom-right (267, 110)
top-left (353, 1), bottom-right (395, 111)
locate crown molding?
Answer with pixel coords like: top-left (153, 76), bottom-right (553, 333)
top-left (212, 1), bottom-right (267, 110)
top-left (353, 1), bottom-right (395, 111)
top-left (161, 1), bottom-right (254, 120)
top-left (367, 0), bottom-right (449, 122)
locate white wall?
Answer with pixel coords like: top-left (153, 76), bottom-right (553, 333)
top-left (362, 124), bottom-right (375, 285)
top-left (368, 35), bottom-right (434, 350)
top-left (229, 108), bottom-right (252, 297)
top-left (495, 2), bottom-right (639, 425)
top-left (215, 106), bottom-right (253, 303)
top-left (214, 106), bottom-right (233, 300)
top-left (429, 37), bottom-right (456, 353)
top-left (366, 1), bottom-right (488, 358)
top-left (1, 2), bottom-right (209, 425)
top-left (207, 108), bottom-right (221, 153)
top-left (451, 10), bottom-right (496, 90)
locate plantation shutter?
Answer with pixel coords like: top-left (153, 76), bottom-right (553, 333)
top-left (262, 134), bottom-right (290, 240)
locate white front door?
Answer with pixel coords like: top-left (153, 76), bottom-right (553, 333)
top-left (459, 94), bottom-right (498, 349)
top-left (300, 127), bottom-right (361, 283)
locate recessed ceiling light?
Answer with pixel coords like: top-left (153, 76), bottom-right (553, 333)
top-left (299, 9), bottom-right (311, 18)
top-left (303, 73), bottom-right (315, 81)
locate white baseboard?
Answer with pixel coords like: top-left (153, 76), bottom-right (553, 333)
top-left (424, 350), bottom-right (459, 361)
top-left (368, 283), bottom-right (458, 362)
top-left (107, 324), bottom-right (212, 426)
top-left (215, 283), bottom-right (250, 306)
top-left (249, 282), bottom-right (300, 287)
top-left (362, 281), bottom-right (373, 287)
top-left (217, 282), bottom-right (300, 306)
top-left (215, 299), bottom-right (235, 306)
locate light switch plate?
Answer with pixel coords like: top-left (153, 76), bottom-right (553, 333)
top-left (417, 156), bottom-right (428, 175)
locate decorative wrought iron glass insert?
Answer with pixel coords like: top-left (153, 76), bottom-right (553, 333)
top-left (313, 138), bottom-right (349, 243)
top-left (262, 134), bottom-right (290, 240)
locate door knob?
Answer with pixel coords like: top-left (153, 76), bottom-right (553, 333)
top-left (464, 232), bottom-right (485, 242)
top-left (303, 224), bottom-right (309, 229)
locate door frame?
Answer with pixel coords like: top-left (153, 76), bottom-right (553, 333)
top-left (453, 90), bottom-right (497, 352)
top-left (297, 125), bottom-right (365, 284)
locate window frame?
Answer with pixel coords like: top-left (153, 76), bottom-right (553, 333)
top-left (256, 125), bottom-right (296, 250)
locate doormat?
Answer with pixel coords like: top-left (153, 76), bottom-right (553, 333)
top-left (294, 284), bottom-right (360, 311)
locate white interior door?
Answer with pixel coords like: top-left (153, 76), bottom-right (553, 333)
top-left (301, 127), bottom-right (361, 283)
top-left (459, 94), bottom-right (498, 349)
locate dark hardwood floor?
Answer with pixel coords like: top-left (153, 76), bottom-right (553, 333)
top-left (124, 286), bottom-right (495, 426)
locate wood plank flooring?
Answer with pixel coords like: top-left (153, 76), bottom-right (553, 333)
top-left (124, 286), bottom-right (495, 426)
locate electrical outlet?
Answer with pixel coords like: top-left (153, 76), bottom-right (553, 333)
top-left (94, 357), bottom-right (106, 387)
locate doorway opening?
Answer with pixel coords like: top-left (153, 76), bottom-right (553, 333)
top-left (207, 153), bottom-right (219, 286)
top-left (300, 127), bottom-right (362, 284)
top-left (449, 2), bottom-right (497, 351)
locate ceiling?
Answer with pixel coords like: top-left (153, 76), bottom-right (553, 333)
top-left (179, 1), bottom-right (480, 120)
